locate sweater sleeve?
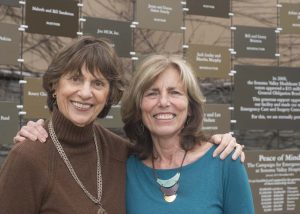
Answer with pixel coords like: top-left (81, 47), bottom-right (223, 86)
top-left (223, 156), bottom-right (255, 214)
top-left (0, 143), bottom-right (48, 214)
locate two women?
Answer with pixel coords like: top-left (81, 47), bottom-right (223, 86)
top-left (1, 36), bottom-right (247, 213)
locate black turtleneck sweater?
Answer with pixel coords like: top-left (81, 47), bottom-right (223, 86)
top-left (0, 108), bottom-right (129, 213)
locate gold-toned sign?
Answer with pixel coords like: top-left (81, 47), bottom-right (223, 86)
top-left (0, 102), bottom-right (19, 144)
top-left (280, 3), bottom-right (300, 34)
top-left (0, 23), bottom-right (20, 66)
top-left (186, 44), bottom-right (230, 79)
top-left (234, 65), bottom-right (300, 130)
top-left (186, 0), bottom-right (230, 18)
top-left (203, 104), bottom-right (230, 135)
top-left (25, 0), bottom-right (78, 37)
top-left (23, 77), bottom-right (49, 119)
top-left (234, 26), bottom-right (276, 59)
top-left (136, 0), bottom-right (183, 32)
top-left (83, 17), bottom-right (132, 58)
top-left (245, 150), bottom-right (300, 213)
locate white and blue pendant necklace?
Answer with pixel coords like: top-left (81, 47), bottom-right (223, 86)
top-left (151, 150), bottom-right (187, 203)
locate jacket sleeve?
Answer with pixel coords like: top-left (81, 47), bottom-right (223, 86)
top-left (0, 143), bottom-right (48, 214)
top-left (223, 157), bottom-right (255, 214)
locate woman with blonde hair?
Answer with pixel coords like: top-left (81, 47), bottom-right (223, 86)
top-left (122, 54), bottom-right (254, 213)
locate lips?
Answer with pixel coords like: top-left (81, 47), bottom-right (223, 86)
top-left (153, 113), bottom-right (175, 120)
top-left (71, 101), bottom-right (93, 110)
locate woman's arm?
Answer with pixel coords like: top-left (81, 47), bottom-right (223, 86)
top-left (0, 143), bottom-right (46, 213)
top-left (13, 120), bottom-right (245, 161)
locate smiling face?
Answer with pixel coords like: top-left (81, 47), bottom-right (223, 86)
top-left (54, 66), bottom-right (110, 127)
top-left (140, 66), bottom-right (189, 139)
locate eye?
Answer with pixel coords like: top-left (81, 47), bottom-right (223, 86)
top-left (94, 80), bottom-right (105, 88)
top-left (170, 90), bottom-right (182, 95)
top-left (144, 91), bottom-right (158, 97)
top-left (69, 75), bottom-right (81, 82)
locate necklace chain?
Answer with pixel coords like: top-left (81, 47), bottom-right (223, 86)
top-left (152, 150), bottom-right (187, 178)
top-left (151, 150), bottom-right (187, 202)
top-left (48, 120), bottom-right (103, 205)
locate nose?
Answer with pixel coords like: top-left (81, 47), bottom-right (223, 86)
top-left (158, 93), bottom-right (170, 107)
top-left (78, 82), bottom-right (92, 99)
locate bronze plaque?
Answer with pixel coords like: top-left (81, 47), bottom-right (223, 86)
top-left (23, 77), bottom-right (49, 119)
top-left (0, 102), bottom-right (19, 145)
top-left (0, 23), bottom-right (20, 66)
top-left (136, 0), bottom-right (183, 32)
top-left (280, 3), bottom-right (300, 34)
top-left (234, 65), bottom-right (300, 130)
top-left (245, 150), bottom-right (300, 214)
top-left (25, 0), bottom-right (78, 37)
top-left (234, 26), bottom-right (276, 59)
top-left (203, 104), bottom-right (230, 135)
top-left (83, 17), bottom-right (132, 58)
top-left (186, 0), bottom-right (230, 18)
top-left (186, 44), bottom-right (230, 79)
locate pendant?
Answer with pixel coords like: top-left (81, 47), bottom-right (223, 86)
top-left (156, 172), bottom-right (180, 188)
top-left (160, 182), bottom-right (179, 196)
top-left (164, 194), bottom-right (177, 203)
top-left (97, 207), bottom-right (107, 214)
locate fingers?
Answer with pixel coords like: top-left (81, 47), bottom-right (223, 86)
top-left (13, 135), bottom-right (27, 144)
top-left (210, 134), bottom-right (222, 145)
top-left (241, 151), bottom-right (245, 163)
top-left (13, 120), bottom-right (48, 144)
top-left (219, 136), bottom-right (237, 160)
top-left (212, 133), bottom-right (233, 158)
top-left (33, 119), bottom-right (48, 141)
top-left (231, 144), bottom-right (244, 161)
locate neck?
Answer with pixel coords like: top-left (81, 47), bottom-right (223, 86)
top-left (150, 135), bottom-right (186, 169)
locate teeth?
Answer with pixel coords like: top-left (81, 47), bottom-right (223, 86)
top-left (72, 101), bottom-right (91, 110)
top-left (154, 113), bottom-right (174, 120)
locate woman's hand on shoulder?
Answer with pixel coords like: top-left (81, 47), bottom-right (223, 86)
top-left (13, 119), bottom-right (48, 144)
top-left (210, 133), bottom-right (245, 162)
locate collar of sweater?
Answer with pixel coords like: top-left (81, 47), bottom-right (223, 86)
top-left (49, 107), bottom-right (95, 146)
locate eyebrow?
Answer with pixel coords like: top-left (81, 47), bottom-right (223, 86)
top-left (147, 86), bottom-right (182, 91)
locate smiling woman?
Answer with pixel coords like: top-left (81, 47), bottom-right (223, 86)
top-left (0, 36), bottom-right (129, 214)
top-left (122, 54), bottom-right (254, 214)
top-left (140, 66), bottom-right (189, 139)
top-left (54, 68), bottom-right (110, 127)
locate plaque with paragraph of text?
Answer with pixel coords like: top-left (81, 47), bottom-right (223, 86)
top-left (280, 3), bottom-right (300, 34)
top-left (23, 77), bottom-right (49, 119)
top-left (186, 0), bottom-right (229, 18)
top-left (25, 0), bottom-right (78, 37)
top-left (136, 0), bottom-right (183, 32)
top-left (83, 17), bottom-right (132, 58)
top-left (0, 0), bottom-right (20, 7)
top-left (234, 26), bottom-right (276, 59)
top-left (245, 150), bottom-right (300, 214)
top-left (233, 65), bottom-right (300, 130)
top-left (0, 102), bottom-right (18, 145)
top-left (202, 104), bottom-right (230, 135)
top-left (0, 23), bottom-right (20, 66)
top-left (186, 44), bottom-right (230, 79)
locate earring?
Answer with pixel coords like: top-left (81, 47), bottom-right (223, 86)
top-left (185, 116), bottom-right (191, 127)
top-left (137, 122), bottom-right (145, 135)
